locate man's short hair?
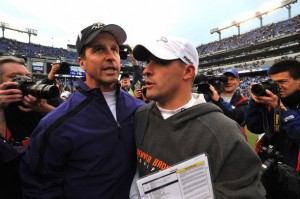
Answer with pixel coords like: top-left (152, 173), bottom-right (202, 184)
top-left (0, 56), bottom-right (26, 82)
top-left (268, 59), bottom-right (300, 79)
top-left (0, 56), bottom-right (26, 66)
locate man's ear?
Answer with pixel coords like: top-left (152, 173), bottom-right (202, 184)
top-left (183, 64), bottom-right (196, 81)
top-left (78, 57), bottom-right (86, 71)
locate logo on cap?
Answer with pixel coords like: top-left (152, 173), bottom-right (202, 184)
top-left (91, 22), bottom-right (105, 30)
top-left (183, 56), bottom-right (193, 64)
top-left (159, 36), bottom-right (168, 43)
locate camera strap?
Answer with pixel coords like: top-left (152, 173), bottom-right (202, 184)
top-left (261, 96), bottom-right (281, 137)
top-left (273, 96), bottom-right (281, 134)
top-left (262, 105), bottom-right (272, 137)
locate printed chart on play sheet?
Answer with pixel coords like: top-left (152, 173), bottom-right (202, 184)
top-left (137, 153), bottom-right (214, 199)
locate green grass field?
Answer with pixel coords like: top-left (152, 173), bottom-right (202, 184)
top-left (246, 126), bottom-right (258, 149)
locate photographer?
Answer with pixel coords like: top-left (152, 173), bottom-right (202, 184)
top-left (0, 56), bottom-right (59, 199)
top-left (208, 69), bottom-right (249, 140)
top-left (39, 60), bottom-right (65, 106)
top-left (245, 59), bottom-right (300, 198)
top-left (119, 44), bottom-right (143, 96)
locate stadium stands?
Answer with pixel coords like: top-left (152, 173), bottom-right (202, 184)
top-left (197, 14), bottom-right (300, 75)
top-left (0, 13), bottom-right (299, 94)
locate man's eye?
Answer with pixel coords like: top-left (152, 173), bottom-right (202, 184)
top-left (95, 47), bottom-right (104, 52)
top-left (112, 47), bottom-right (119, 53)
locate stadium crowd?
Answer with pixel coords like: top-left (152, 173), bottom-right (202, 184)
top-left (197, 14), bottom-right (300, 55)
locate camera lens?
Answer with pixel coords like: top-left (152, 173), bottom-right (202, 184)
top-left (26, 84), bottom-right (60, 99)
top-left (251, 84), bottom-right (265, 96)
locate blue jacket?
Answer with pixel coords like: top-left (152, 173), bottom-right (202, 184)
top-left (245, 98), bottom-right (300, 169)
top-left (212, 90), bottom-right (248, 125)
top-left (20, 79), bottom-right (145, 199)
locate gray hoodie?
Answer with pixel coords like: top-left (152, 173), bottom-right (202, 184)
top-left (134, 93), bottom-right (266, 198)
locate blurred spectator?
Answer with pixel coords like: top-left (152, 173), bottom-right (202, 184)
top-left (120, 73), bottom-right (134, 95)
top-left (120, 45), bottom-right (143, 96)
top-left (133, 80), bottom-right (151, 104)
top-left (208, 69), bottom-right (249, 140)
top-left (0, 55), bottom-right (59, 199)
top-left (60, 86), bottom-right (71, 101)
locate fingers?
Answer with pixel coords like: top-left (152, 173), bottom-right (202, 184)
top-left (0, 81), bottom-right (19, 90)
top-left (0, 82), bottom-right (23, 109)
top-left (251, 91), bottom-right (278, 108)
top-left (18, 105), bottom-right (32, 112)
top-left (22, 95), bottom-right (39, 107)
top-left (134, 89), bottom-right (142, 98)
top-left (19, 97), bottom-right (51, 113)
top-left (264, 89), bottom-right (277, 97)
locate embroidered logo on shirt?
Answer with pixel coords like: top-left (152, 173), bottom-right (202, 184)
top-left (283, 115), bottom-right (295, 123)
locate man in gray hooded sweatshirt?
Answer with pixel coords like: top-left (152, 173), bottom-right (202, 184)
top-left (131, 36), bottom-right (266, 199)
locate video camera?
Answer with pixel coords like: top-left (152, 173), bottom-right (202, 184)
top-left (54, 60), bottom-right (71, 75)
top-left (259, 145), bottom-right (300, 194)
top-left (119, 44), bottom-right (133, 60)
top-left (260, 145), bottom-right (283, 176)
top-left (251, 80), bottom-right (279, 96)
top-left (194, 73), bottom-right (228, 95)
top-left (8, 75), bottom-right (60, 99)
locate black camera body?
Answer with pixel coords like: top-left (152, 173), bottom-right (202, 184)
top-left (251, 80), bottom-right (279, 96)
top-left (10, 75), bottom-right (59, 99)
top-left (119, 44), bottom-right (132, 60)
top-left (260, 145), bottom-right (283, 176)
top-left (55, 60), bottom-right (71, 75)
top-left (259, 145), bottom-right (300, 194)
top-left (194, 74), bottom-right (228, 95)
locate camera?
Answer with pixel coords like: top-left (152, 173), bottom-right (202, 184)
top-left (8, 75), bottom-right (60, 99)
top-left (119, 44), bottom-right (132, 60)
top-left (259, 145), bottom-right (300, 194)
top-left (251, 80), bottom-right (279, 96)
top-left (54, 60), bottom-right (71, 75)
top-left (194, 73), bottom-right (228, 95)
top-left (259, 145), bottom-right (283, 176)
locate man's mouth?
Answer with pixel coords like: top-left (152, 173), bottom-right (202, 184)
top-left (103, 66), bottom-right (117, 71)
top-left (145, 80), bottom-right (154, 88)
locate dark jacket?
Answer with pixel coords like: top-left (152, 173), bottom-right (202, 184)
top-left (1, 79), bottom-right (62, 199)
top-left (213, 90), bottom-right (248, 125)
top-left (5, 104), bottom-right (43, 143)
top-left (0, 136), bottom-right (25, 199)
top-left (245, 90), bottom-right (300, 169)
top-left (20, 79), bottom-right (144, 199)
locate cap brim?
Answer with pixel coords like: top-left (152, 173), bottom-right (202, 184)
top-left (133, 42), bottom-right (178, 62)
top-left (120, 74), bottom-right (130, 79)
top-left (224, 72), bottom-right (239, 78)
top-left (84, 24), bottom-right (127, 46)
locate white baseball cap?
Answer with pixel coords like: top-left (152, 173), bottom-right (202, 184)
top-left (133, 36), bottom-right (199, 75)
